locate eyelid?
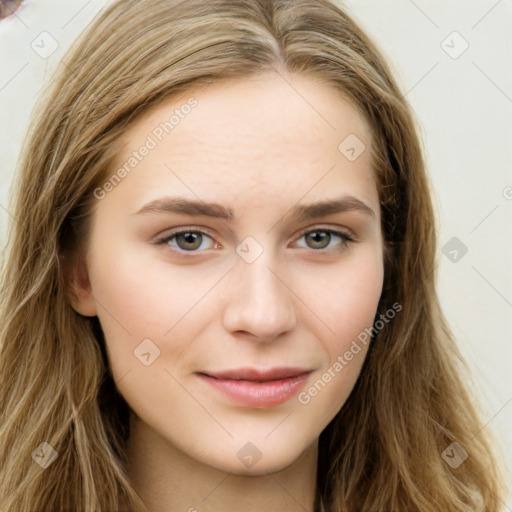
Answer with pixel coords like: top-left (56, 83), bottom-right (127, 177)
top-left (154, 225), bottom-right (215, 240)
top-left (294, 223), bottom-right (355, 241)
top-left (153, 226), bottom-right (217, 250)
top-left (154, 223), bottom-right (355, 240)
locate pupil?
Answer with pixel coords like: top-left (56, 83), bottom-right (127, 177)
top-left (178, 232), bottom-right (201, 250)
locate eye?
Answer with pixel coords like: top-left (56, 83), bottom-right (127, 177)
top-left (294, 228), bottom-right (354, 252)
top-left (154, 227), bottom-right (355, 254)
top-left (156, 229), bottom-right (219, 252)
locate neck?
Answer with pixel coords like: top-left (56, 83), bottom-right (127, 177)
top-left (126, 415), bottom-right (318, 512)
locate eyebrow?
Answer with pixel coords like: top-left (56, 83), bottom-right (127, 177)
top-left (134, 195), bottom-right (376, 221)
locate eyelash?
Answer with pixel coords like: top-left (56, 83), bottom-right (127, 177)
top-left (153, 226), bottom-right (355, 255)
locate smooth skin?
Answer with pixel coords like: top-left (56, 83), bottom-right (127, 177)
top-left (70, 71), bottom-right (384, 512)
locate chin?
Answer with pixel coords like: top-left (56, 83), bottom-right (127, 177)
top-left (199, 435), bottom-right (315, 476)
top-left (210, 454), bottom-right (299, 477)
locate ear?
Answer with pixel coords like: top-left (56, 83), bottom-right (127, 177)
top-left (60, 250), bottom-right (97, 317)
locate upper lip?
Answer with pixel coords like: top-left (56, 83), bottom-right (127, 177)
top-left (200, 367), bottom-right (312, 382)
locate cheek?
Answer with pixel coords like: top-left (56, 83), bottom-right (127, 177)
top-left (332, 260), bottom-right (383, 340)
top-left (89, 226), bottom-right (223, 326)
top-left (295, 248), bottom-right (383, 413)
top-left (302, 246), bottom-right (384, 350)
top-left (87, 235), bottom-right (223, 376)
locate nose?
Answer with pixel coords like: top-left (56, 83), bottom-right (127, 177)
top-left (222, 252), bottom-right (297, 342)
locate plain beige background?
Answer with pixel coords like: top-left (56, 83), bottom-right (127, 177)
top-left (1, 0), bottom-right (511, 507)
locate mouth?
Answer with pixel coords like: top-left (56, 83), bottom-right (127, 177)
top-left (197, 367), bottom-right (313, 407)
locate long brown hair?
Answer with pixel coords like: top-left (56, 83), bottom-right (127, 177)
top-left (0, 1), bottom-right (507, 510)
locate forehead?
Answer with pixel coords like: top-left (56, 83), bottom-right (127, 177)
top-left (106, 72), bottom-right (377, 215)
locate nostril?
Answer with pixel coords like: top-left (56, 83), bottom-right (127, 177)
top-left (0, 0), bottom-right (25, 20)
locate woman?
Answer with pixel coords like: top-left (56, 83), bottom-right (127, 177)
top-left (0, 0), bottom-right (506, 510)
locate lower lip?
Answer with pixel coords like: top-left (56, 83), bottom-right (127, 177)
top-left (199, 373), bottom-right (311, 407)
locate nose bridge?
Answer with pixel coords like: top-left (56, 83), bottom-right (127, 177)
top-left (222, 243), bottom-right (297, 340)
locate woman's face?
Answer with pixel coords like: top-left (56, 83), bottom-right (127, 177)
top-left (73, 72), bottom-right (384, 475)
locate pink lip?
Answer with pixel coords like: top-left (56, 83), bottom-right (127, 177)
top-left (198, 367), bottom-right (312, 407)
